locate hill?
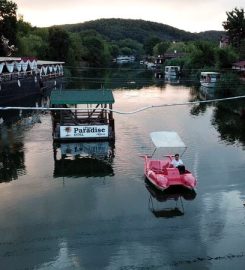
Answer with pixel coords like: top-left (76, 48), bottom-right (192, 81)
top-left (58, 18), bottom-right (224, 43)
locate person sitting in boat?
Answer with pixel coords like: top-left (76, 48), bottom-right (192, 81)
top-left (171, 154), bottom-right (185, 174)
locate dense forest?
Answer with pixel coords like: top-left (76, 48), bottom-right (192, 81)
top-left (0, 0), bottom-right (244, 71)
top-left (59, 18), bottom-right (223, 43)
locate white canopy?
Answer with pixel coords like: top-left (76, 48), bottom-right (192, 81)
top-left (150, 131), bottom-right (186, 148)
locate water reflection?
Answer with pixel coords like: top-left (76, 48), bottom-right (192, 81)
top-left (190, 85), bottom-right (245, 146)
top-left (0, 142), bottom-right (25, 182)
top-left (164, 74), bottom-right (180, 85)
top-left (66, 66), bottom-right (157, 90)
top-left (0, 95), bottom-right (51, 183)
top-left (53, 142), bottom-right (114, 178)
top-left (1, 71), bottom-right (245, 269)
top-left (145, 180), bottom-right (196, 218)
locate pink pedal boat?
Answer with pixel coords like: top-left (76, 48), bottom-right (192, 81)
top-left (142, 131), bottom-right (197, 191)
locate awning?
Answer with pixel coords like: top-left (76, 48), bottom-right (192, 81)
top-left (150, 131), bottom-right (186, 148)
top-left (50, 90), bottom-right (115, 105)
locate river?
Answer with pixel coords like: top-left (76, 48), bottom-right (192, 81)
top-left (0, 69), bottom-right (245, 269)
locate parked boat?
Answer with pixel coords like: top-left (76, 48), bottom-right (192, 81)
top-left (146, 62), bottom-right (157, 69)
top-left (141, 131), bottom-right (197, 191)
top-left (0, 57), bottom-right (64, 106)
top-left (115, 55), bottom-right (135, 64)
top-left (164, 66), bottom-right (180, 77)
top-left (200, 72), bottom-right (220, 88)
top-left (51, 89), bottom-right (115, 142)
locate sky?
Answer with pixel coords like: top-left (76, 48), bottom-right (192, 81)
top-left (15, 0), bottom-right (244, 33)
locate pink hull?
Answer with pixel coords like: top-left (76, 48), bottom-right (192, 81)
top-left (144, 156), bottom-right (197, 191)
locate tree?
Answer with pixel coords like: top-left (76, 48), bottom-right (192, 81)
top-left (17, 34), bottom-right (48, 58)
top-left (0, 0), bottom-right (17, 55)
top-left (215, 47), bottom-right (238, 69)
top-left (81, 35), bottom-right (111, 66)
top-left (48, 27), bottom-right (71, 61)
top-left (189, 41), bottom-right (216, 68)
top-left (222, 8), bottom-right (245, 48)
top-left (153, 41), bottom-right (170, 56)
top-left (144, 37), bottom-right (161, 55)
top-left (117, 38), bottom-right (143, 56)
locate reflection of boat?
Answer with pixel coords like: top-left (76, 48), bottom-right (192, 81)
top-left (164, 74), bottom-right (180, 84)
top-left (146, 62), bottom-right (157, 69)
top-left (146, 180), bottom-right (196, 218)
top-left (146, 181), bottom-right (197, 202)
top-left (154, 72), bottom-right (164, 79)
top-left (200, 72), bottom-right (220, 88)
top-left (0, 94), bottom-right (49, 125)
top-left (53, 141), bottom-right (114, 178)
top-left (199, 86), bottom-right (215, 100)
top-left (164, 66), bottom-right (180, 76)
top-left (141, 131), bottom-right (197, 191)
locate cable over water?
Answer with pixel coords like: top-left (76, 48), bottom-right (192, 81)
top-left (0, 95), bottom-right (245, 114)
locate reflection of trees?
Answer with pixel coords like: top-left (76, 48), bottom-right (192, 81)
top-left (65, 66), bottom-right (158, 90)
top-left (212, 104), bottom-right (245, 146)
top-left (190, 103), bottom-right (208, 116)
top-left (0, 143), bottom-right (25, 182)
top-left (189, 85), bottom-right (245, 146)
top-left (189, 86), bottom-right (210, 116)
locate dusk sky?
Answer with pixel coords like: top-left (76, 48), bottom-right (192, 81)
top-left (15, 0), bottom-right (244, 32)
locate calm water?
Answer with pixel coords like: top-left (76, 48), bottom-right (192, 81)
top-left (0, 72), bottom-right (245, 270)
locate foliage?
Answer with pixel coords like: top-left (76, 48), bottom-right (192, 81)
top-left (0, 0), bottom-right (17, 55)
top-left (153, 41), bottom-right (170, 56)
top-left (216, 72), bottom-right (242, 97)
top-left (188, 41), bottom-right (216, 69)
top-left (81, 35), bottom-right (111, 66)
top-left (166, 41), bottom-right (189, 53)
top-left (214, 47), bottom-right (238, 69)
top-left (62, 19), bottom-right (200, 44)
top-left (48, 27), bottom-right (71, 61)
top-left (109, 44), bottom-right (120, 58)
top-left (66, 32), bottom-right (83, 66)
top-left (144, 37), bottom-right (161, 55)
top-left (117, 38), bottom-right (143, 56)
top-left (17, 33), bottom-right (48, 58)
top-left (222, 8), bottom-right (245, 48)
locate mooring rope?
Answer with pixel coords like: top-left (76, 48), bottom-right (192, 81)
top-left (0, 95), bottom-right (245, 115)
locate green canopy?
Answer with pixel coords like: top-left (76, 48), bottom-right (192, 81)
top-left (50, 89), bottom-right (115, 105)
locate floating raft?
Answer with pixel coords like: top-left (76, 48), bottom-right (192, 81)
top-left (50, 89), bottom-right (115, 142)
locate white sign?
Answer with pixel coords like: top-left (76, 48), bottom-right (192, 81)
top-left (60, 142), bottom-right (109, 157)
top-left (60, 125), bottom-right (109, 138)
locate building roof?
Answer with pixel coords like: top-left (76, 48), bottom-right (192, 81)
top-left (232, 61), bottom-right (245, 67)
top-left (50, 90), bottom-right (115, 105)
top-left (0, 57), bottom-right (21, 62)
top-left (164, 52), bottom-right (186, 59)
top-left (0, 57), bottom-right (64, 65)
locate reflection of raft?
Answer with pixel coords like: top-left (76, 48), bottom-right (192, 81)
top-left (53, 157), bottom-right (114, 178)
top-left (53, 141), bottom-right (114, 178)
